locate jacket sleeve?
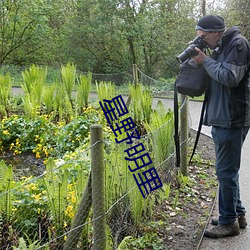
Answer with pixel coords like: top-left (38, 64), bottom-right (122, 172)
top-left (203, 38), bottom-right (250, 87)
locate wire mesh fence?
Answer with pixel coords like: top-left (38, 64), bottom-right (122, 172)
top-left (0, 65), bottom-right (190, 249)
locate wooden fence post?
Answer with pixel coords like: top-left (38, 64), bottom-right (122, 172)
top-left (63, 175), bottom-right (92, 250)
top-left (133, 63), bottom-right (138, 86)
top-left (126, 64), bottom-right (138, 107)
top-left (91, 124), bottom-right (106, 250)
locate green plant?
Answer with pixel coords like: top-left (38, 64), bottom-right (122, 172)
top-left (43, 84), bottom-right (56, 114)
top-left (178, 173), bottom-right (191, 189)
top-left (76, 72), bottom-right (92, 112)
top-left (43, 159), bottom-right (68, 223)
top-left (0, 115), bottom-right (57, 157)
top-left (117, 233), bottom-right (163, 250)
top-left (96, 81), bottom-right (116, 101)
top-left (172, 190), bottom-right (180, 210)
top-left (60, 62), bottom-right (76, 102)
top-left (0, 84), bottom-right (181, 248)
top-left (145, 100), bottom-right (174, 165)
top-left (13, 233), bottom-right (49, 250)
top-left (0, 161), bottom-right (15, 222)
top-left (21, 65), bottom-right (47, 118)
top-left (0, 109), bottom-right (101, 158)
top-left (51, 81), bottom-right (74, 122)
top-left (52, 83), bottom-right (66, 121)
top-left (0, 73), bottom-right (12, 117)
top-left (0, 161), bottom-right (17, 248)
top-left (155, 183), bottom-right (171, 204)
top-left (165, 183), bottom-right (171, 200)
top-left (129, 83), bottom-right (153, 126)
top-left (12, 176), bottom-right (49, 241)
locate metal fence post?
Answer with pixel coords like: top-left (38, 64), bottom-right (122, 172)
top-left (91, 124), bottom-right (106, 250)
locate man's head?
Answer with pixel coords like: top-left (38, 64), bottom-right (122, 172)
top-left (195, 15), bottom-right (225, 49)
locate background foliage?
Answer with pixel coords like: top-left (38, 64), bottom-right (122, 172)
top-left (1, 0), bottom-right (248, 80)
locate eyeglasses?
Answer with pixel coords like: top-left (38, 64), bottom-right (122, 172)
top-left (198, 32), bottom-right (214, 40)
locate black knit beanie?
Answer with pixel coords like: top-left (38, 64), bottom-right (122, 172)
top-left (195, 15), bottom-right (225, 32)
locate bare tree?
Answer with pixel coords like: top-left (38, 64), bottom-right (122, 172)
top-left (0, 0), bottom-right (48, 65)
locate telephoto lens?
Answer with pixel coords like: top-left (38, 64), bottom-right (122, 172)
top-left (176, 36), bottom-right (208, 63)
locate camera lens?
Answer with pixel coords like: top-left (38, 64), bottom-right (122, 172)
top-left (176, 44), bottom-right (198, 63)
top-left (176, 36), bottom-right (208, 63)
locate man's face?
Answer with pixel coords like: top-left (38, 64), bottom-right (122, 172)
top-left (196, 30), bottom-right (222, 49)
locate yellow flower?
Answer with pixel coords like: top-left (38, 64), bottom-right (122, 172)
top-left (12, 207), bottom-right (17, 212)
top-left (26, 183), bottom-right (37, 191)
top-left (71, 195), bottom-right (76, 204)
top-left (65, 205), bottom-right (74, 218)
top-left (42, 147), bottom-right (49, 157)
top-left (36, 152), bottom-right (41, 159)
top-left (14, 149), bottom-right (22, 155)
top-left (3, 130), bottom-right (9, 135)
top-left (32, 193), bottom-right (42, 201)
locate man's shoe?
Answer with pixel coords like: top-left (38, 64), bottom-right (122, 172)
top-left (204, 222), bottom-right (240, 238)
top-left (238, 215), bottom-right (248, 228)
top-left (211, 214), bottom-right (247, 229)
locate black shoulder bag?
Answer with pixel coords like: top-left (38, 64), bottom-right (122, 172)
top-left (174, 58), bottom-right (210, 168)
top-left (175, 58), bottom-right (208, 97)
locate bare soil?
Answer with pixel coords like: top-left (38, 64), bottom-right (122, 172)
top-left (159, 130), bottom-right (217, 250)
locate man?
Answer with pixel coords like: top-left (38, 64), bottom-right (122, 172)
top-left (192, 15), bottom-right (250, 238)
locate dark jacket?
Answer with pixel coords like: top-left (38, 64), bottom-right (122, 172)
top-left (203, 26), bottom-right (250, 128)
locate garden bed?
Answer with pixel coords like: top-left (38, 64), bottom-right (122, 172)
top-left (0, 124), bottom-right (217, 250)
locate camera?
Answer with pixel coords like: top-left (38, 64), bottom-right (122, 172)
top-left (176, 36), bottom-right (208, 63)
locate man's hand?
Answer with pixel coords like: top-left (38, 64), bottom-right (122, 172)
top-left (192, 47), bottom-right (207, 64)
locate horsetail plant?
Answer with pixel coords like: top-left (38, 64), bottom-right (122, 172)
top-left (43, 84), bottom-right (56, 114)
top-left (96, 81), bottom-right (116, 102)
top-left (129, 83), bottom-right (153, 134)
top-left (76, 72), bottom-right (92, 113)
top-left (145, 100), bottom-right (174, 165)
top-left (0, 161), bottom-right (14, 223)
top-left (0, 73), bottom-right (12, 117)
top-left (129, 83), bottom-right (153, 123)
top-left (43, 159), bottom-right (69, 239)
top-left (21, 65), bottom-right (47, 118)
top-left (60, 63), bottom-right (76, 103)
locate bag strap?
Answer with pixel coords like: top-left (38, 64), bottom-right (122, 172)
top-left (189, 91), bottom-right (208, 164)
top-left (174, 80), bottom-right (180, 168)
